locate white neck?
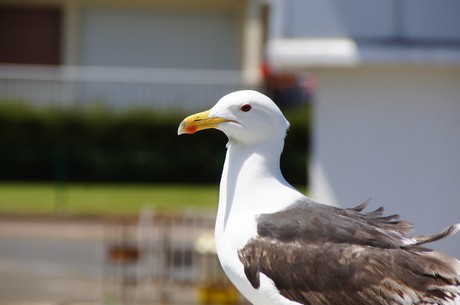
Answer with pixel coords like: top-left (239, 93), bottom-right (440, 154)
top-left (215, 138), bottom-right (302, 234)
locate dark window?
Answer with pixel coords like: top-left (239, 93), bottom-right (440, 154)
top-left (0, 6), bottom-right (62, 65)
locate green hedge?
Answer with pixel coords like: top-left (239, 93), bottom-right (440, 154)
top-left (0, 102), bottom-right (310, 185)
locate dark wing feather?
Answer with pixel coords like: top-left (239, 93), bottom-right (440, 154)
top-left (239, 199), bottom-right (460, 305)
top-left (413, 223), bottom-right (460, 246)
top-left (257, 199), bottom-right (414, 248)
top-left (238, 238), bottom-right (460, 305)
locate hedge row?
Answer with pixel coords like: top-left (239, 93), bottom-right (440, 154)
top-left (0, 102), bottom-right (310, 184)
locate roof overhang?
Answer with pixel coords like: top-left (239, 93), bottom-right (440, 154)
top-left (266, 38), bottom-right (460, 72)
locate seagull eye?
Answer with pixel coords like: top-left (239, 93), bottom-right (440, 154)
top-left (240, 104), bottom-right (252, 112)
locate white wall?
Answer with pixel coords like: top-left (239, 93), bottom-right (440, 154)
top-left (310, 66), bottom-right (460, 257)
top-left (80, 8), bottom-right (241, 69)
top-left (285, 0), bottom-right (396, 39)
top-left (403, 0), bottom-right (460, 41)
top-left (281, 0), bottom-right (460, 41)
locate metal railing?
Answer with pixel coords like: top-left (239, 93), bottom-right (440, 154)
top-left (0, 64), bottom-right (258, 111)
top-left (104, 209), bottom-right (247, 305)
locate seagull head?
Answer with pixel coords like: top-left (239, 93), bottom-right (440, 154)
top-left (178, 90), bottom-right (290, 145)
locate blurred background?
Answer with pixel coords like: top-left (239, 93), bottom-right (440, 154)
top-left (0, 0), bottom-right (459, 304)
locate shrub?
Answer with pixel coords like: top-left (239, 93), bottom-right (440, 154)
top-left (0, 101), bottom-right (310, 184)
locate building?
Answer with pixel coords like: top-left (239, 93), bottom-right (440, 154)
top-left (0, 0), bottom-right (263, 110)
top-left (266, 0), bottom-right (460, 257)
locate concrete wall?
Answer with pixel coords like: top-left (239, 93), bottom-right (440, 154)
top-left (0, 0), bottom-right (263, 78)
top-left (80, 8), bottom-right (241, 69)
top-left (281, 0), bottom-right (460, 40)
top-left (310, 65), bottom-right (460, 256)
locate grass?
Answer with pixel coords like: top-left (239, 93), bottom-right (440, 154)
top-left (0, 183), bottom-right (220, 216)
top-left (0, 183), bottom-right (308, 217)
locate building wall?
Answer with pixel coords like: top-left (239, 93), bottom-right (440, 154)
top-left (310, 65), bottom-right (460, 256)
top-left (0, 0), bottom-right (260, 73)
top-left (0, 0), bottom-right (263, 109)
top-left (284, 0), bottom-right (395, 39)
top-left (80, 7), bottom-right (241, 69)
top-left (278, 0), bottom-right (460, 41)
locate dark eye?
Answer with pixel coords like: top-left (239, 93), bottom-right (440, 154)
top-left (240, 104), bottom-right (252, 112)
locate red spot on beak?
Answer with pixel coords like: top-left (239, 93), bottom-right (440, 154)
top-left (187, 125), bottom-right (198, 134)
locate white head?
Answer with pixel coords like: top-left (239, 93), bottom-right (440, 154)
top-left (178, 90), bottom-right (290, 145)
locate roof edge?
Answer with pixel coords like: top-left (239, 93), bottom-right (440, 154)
top-left (267, 38), bottom-right (460, 71)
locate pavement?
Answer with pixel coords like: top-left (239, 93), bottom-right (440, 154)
top-left (0, 217), bottom-right (107, 305)
top-left (0, 216), bottom-right (230, 305)
top-left (0, 217), bottom-right (107, 240)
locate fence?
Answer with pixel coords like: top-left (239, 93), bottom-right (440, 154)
top-left (104, 209), bottom-right (247, 305)
top-left (0, 64), bottom-right (258, 111)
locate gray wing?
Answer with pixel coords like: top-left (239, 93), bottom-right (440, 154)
top-left (238, 199), bottom-right (460, 305)
top-left (256, 199), bottom-right (415, 248)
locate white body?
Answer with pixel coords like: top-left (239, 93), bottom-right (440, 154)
top-left (214, 139), bottom-right (305, 305)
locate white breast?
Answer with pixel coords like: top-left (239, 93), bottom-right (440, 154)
top-left (214, 175), bottom-right (304, 305)
top-left (212, 137), bottom-right (305, 305)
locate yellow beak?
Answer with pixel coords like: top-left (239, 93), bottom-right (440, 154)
top-left (177, 110), bottom-right (229, 135)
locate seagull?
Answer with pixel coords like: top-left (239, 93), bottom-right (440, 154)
top-left (178, 90), bottom-right (460, 305)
